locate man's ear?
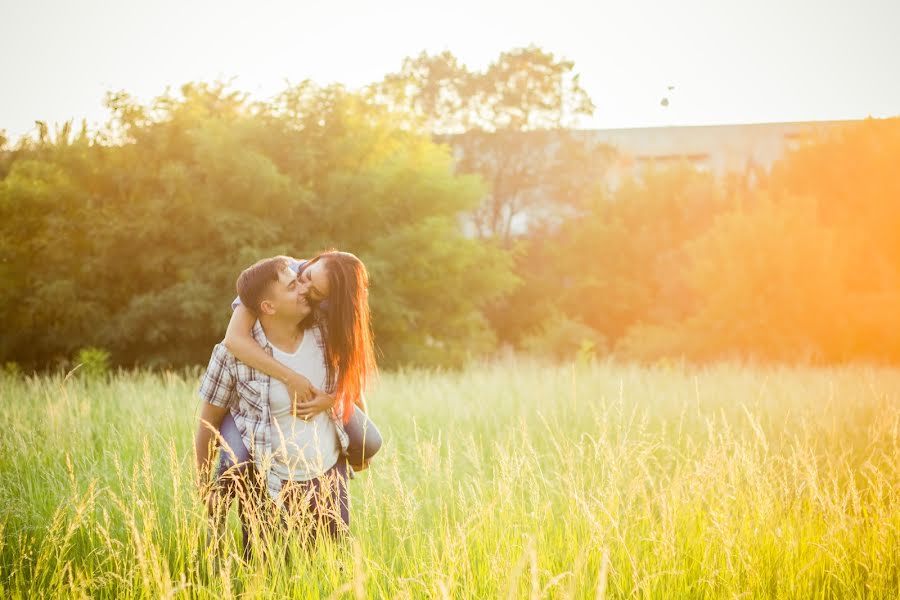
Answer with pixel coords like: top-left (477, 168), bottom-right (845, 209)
top-left (259, 300), bottom-right (276, 315)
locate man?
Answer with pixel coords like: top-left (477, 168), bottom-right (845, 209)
top-left (194, 256), bottom-right (350, 560)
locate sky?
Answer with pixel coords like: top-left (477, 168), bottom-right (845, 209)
top-left (1, 0), bottom-right (898, 142)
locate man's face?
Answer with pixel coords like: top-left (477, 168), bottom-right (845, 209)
top-left (262, 266), bottom-right (310, 320)
top-left (297, 260), bottom-right (330, 304)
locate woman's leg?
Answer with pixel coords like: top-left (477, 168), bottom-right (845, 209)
top-left (217, 411), bottom-right (252, 472)
top-left (344, 405), bottom-right (383, 468)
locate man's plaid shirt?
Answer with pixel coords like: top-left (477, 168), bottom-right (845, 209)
top-left (198, 321), bottom-right (350, 502)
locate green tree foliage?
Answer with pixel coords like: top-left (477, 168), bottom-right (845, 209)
top-left (3, 43), bottom-right (898, 368)
top-left (375, 46), bottom-right (610, 244)
top-left (619, 193), bottom-right (848, 362)
top-left (374, 47), bottom-right (612, 359)
top-left (494, 165), bottom-right (732, 348)
top-left (619, 118), bottom-right (900, 363)
top-left (474, 114), bottom-right (900, 365)
top-left (0, 82), bottom-right (516, 369)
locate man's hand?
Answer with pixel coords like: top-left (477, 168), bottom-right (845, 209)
top-left (200, 480), bottom-right (219, 515)
top-left (286, 372), bottom-right (315, 403)
top-left (293, 392), bottom-right (336, 420)
top-left (195, 447), bottom-right (221, 516)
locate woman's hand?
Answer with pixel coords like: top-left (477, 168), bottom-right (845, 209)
top-left (292, 392), bottom-right (336, 420)
top-left (286, 371), bottom-right (316, 404)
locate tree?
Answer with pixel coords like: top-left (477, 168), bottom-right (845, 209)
top-left (0, 82), bottom-right (517, 368)
top-left (618, 118), bottom-right (900, 364)
top-left (375, 46), bottom-right (610, 245)
top-left (491, 165), bottom-right (732, 348)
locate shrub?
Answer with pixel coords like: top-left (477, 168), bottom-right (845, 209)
top-left (74, 347), bottom-right (111, 378)
top-left (2, 362), bottom-right (21, 378)
top-left (519, 312), bottom-right (606, 361)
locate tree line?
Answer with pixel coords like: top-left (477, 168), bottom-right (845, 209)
top-left (2, 47), bottom-right (898, 369)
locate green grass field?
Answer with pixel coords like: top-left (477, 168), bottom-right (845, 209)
top-left (1, 361), bottom-right (899, 598)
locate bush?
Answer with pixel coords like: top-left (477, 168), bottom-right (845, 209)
top-left (2, 362), bottom-right (21, 378)
top-left (519, 312), bottom-right (606, 361)
top-left (74, 347), bottom-right (111, 378)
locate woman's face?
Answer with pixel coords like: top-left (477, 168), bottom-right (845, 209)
top-left (298, 260), bottom-right (330, 303)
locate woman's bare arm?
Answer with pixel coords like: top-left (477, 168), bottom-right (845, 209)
top-left (223, 305), bottom-right (315, 402)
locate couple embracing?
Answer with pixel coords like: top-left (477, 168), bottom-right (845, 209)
top-left (194, 251), bottom-right (382, 560)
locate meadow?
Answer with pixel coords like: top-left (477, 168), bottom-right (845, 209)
top-left (1, 361), bottom-right (898, 598)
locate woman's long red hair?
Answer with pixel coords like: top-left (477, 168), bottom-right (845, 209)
top-left (307, 251), bottom-right (376, 423)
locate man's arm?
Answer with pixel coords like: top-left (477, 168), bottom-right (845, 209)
top-left (194, 402), bottom-right (230, 491)
top-left (196, 343), bottom-right (237, 493)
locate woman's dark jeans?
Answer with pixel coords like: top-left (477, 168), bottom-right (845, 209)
top-left (342, 404), bottom-right (384, 466)
top-left (214, 405), bottom-right (382, 559)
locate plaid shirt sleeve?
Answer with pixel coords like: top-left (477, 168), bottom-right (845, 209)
top-left (198, 343), bottom-right (237, 408)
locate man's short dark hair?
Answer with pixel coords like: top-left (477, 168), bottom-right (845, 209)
top-left (236, 256), bottom-right (292, 315)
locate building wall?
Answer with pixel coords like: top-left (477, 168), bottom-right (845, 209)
top-left (584, 120), bottom-right (858, 189)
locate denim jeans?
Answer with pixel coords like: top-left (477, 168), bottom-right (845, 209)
top-left (214, 405), bottom-right (382, 558)
top-left (280, 458), bottom-right (349, 542)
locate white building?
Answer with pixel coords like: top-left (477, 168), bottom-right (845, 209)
top-left (586, 119), bottom-right (858, 189)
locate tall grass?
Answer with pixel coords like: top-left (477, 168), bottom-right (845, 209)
top-left (1, 361), bottom-right (898, 598)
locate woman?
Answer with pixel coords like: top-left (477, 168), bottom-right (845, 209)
top-left (222, 250), bottom-right (382, 467)
top-left (213, 251), bottom-right (382, 555)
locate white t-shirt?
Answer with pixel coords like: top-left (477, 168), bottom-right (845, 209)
top-left (269, 327), bottom-right (340, 481)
